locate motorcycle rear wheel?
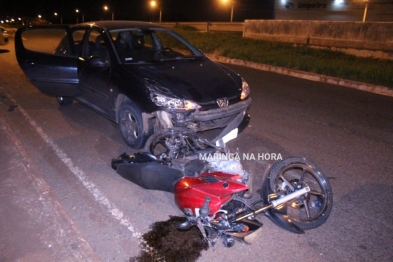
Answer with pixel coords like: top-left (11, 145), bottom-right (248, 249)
top-left (267, 157), bottom-right (333, 230)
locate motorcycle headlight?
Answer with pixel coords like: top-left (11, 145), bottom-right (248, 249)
top-left (240, 78), bottom-right (250, 100)
top-left (151, 93), bottom-right (201, 110)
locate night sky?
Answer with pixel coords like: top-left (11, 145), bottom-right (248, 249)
top-left (1, 0), bottom-right (275, 23)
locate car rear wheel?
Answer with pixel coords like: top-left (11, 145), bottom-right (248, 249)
top-left (56, 96), bottom-right (73, 106)
top-left (118, 101), bottom-right (148, 149)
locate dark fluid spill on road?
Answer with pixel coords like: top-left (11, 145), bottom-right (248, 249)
top-left (130, 216), bottom-right (209, 262)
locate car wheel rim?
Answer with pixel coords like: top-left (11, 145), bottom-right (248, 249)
top-left (121, 111), bottom-right (139, 143)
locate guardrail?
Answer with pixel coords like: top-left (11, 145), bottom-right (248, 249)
top-left (157, 22), bottom-right (243, 33)
top-left (243, 20), bottom-right (393, 59)
top-left (159, 20), bottom-right (393, 59)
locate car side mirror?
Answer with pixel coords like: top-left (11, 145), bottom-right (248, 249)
top-left (88, 55), bottom-right (109, 68)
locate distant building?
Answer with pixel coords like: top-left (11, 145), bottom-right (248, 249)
top-left (274, 0), bottom-right (393, 21)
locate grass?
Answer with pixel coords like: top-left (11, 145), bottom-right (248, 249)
top-left (173, 26), bottom-right (393, 89)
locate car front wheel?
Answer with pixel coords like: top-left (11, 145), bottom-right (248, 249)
top-left (118, 101), bottom-right (148, 149)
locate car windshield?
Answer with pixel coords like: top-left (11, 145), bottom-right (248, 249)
top-left (109, 28), bottom-right (204, 63)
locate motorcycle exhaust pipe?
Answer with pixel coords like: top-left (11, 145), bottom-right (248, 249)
top-left (235, 186), bottom-right (310, 222)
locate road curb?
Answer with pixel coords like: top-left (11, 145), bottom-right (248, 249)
top-left (207, 54), bottom-right (393, 98)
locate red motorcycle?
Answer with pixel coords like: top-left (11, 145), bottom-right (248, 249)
top-left (112, 129), bottom-right (333, 247)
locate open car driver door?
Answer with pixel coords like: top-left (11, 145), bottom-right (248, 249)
top-left (15, 26), bottom-right (80, 97)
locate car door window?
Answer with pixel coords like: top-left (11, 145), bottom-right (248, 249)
top-left (86, 30), bottom-right (100, 59)
top-left (21, 28), bottom-right (73, 56)
top-left (71, 29), bottom-right (86, 57)
top-left (81, 29), bottom-right (110, 64)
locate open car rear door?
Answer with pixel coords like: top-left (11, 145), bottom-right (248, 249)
top-left (15, 26), bottom-right (80, 97)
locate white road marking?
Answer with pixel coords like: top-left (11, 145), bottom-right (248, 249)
top-left (9, 96), bottom-right (147, 244)
top-left (0, 116), bottom-right (101, 261)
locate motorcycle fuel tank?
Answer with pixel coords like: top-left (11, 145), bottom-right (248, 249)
top-left (174, 172), bottom-right (248, 216)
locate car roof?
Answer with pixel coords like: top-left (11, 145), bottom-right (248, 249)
top-left (74, 20), bottom-right (166, 31)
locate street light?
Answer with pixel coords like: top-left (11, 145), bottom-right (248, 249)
top-left (54, 12), bottom-right (63, 24)
top-left (75, 9), bottom-right (84, 23)
top-left (104, 5), bottom-right (114, 21)
top-left (222, 0), bottom-right (234, 22)
top-left (150, 0), bottom-right (162, 22)
top-left (75, 9), bottom-right (79, 23)
top-left (362, 0), bottom-right (369, 22)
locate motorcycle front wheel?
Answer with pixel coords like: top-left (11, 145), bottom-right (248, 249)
top-left (267, 157), bottom-right (333, 230)
top-left (144, 128), bottom-right (207, 161)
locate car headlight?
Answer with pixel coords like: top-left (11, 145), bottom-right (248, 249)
top-left (241, 78), bottom-right (250, 100)
top-left (151, 93), bottom-right (201, 110)
top-left (145, 78), bottom-right (201, 111)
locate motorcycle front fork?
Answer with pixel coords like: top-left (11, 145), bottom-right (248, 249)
top-left (196, 218), bottom-right (216, 247)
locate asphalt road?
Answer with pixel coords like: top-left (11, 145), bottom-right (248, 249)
top-left (1, 38), bottom-right (393, 262)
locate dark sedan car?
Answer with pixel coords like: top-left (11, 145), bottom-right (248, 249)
top-left (15, 21), bottom-right (251, 149)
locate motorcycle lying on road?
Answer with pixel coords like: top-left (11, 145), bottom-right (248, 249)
top-left (111, 129), bottom-right (333, 247)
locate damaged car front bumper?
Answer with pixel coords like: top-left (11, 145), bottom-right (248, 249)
top-left (143, 98), bottom-right (251, 142)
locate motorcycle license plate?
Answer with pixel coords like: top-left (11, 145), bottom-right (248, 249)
top-left (216, 128), bottom-right (238, 146)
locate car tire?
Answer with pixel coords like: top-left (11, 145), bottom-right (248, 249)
top-left (118, 101), bottom-right (148, 149)
top-left (56, 96), bottom-right (73, 106)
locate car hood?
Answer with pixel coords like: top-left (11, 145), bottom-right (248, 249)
top-left (125, 58), bottom-right (242, 104)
